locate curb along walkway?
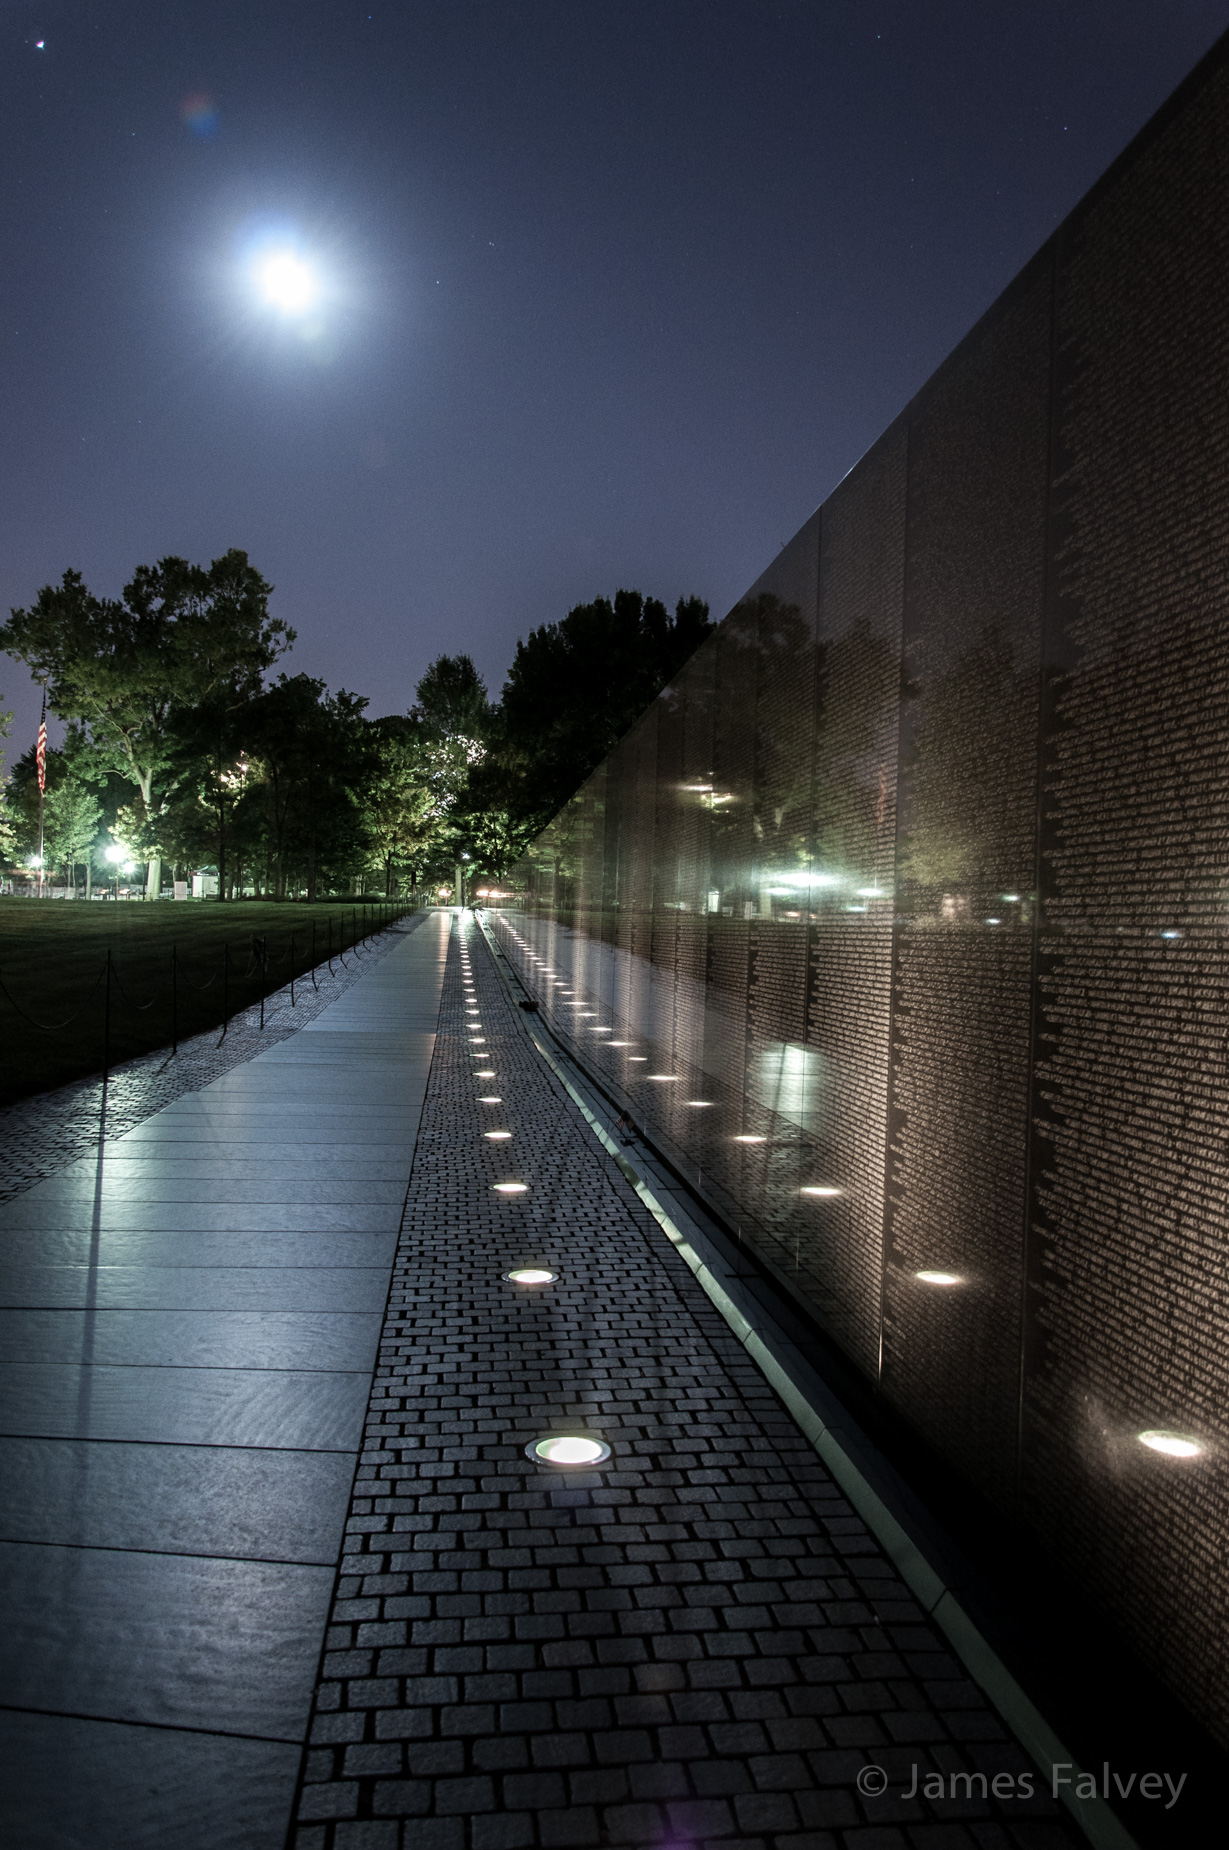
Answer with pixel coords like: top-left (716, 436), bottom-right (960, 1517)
top-left (0, 911), bottom-right (450, 1850)
top-left (291, 915), bottom-right (1078, 1850)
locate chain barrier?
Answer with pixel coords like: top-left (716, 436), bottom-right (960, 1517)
top-left (0, 903), bottom-right (410, 1106)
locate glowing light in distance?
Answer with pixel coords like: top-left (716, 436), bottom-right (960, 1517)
top-left (628, 1056), bottom-right (647, 1061)
top-left (255, 249), bottom-right (318, 313)
top-left (479, 1096), bottom-right (502, 1103)
top-left (734, 1134), bottom-right (765, 1144)
top-left (104, 844), bottom-right (129, 865)
top-left (1002, 893), bottom-right (1020, 902)
top-left (687, 1100), bottom-right (714, 1107)
top-left (476, 1070), bottom-right (496, 1078)
top-left (493, 1182), bottom-right (528, 1194)
top-left (528, 1435), bottom-right (611, 1466)
top-left (484, 1130), bottom-right (512, 1140)
top-left (1138, 1430), bottom-right (1204, 1458)
top-left (917, 1270), bottom-right (961, 1286)
top-left (648, 1074), bottom-right (677, 1082)
top-left (610, 1041), bottom-right (632, 1047)
top-left (802, 1185), bottom-right (841, 1198)
top-left (507, 1269), bottom-right (556, 1286)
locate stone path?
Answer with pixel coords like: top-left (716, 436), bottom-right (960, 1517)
top-left (291, 915), bottom-right (1079, 1850)
top-left (0, 910), bottom-right (450, 1850)
top-left (0, 913), bottom-right (413, 1205)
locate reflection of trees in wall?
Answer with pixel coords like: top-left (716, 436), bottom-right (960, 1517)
top-left (810, 619), bottom-right (899, 887)
top-left (896, 622), bottom-right (1037, 915)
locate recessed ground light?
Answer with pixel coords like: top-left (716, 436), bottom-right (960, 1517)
top-left (801, 1185), bottom-right (841, 1197)
top-left (628, 1056), bottom-right (647, 1062)
top-left (479, 1095), bottom-right (502, 1103)
top-left (507, 1268), bottom-right (556, 1286)
top-left (648, 1074), bottom-right (677, 1082)
top-left (610, 1041), bottom-right (632, 1047)
top-left (733, 1134), bottom-right (765, 1143)
top-left (476, 1069), bottom-right (496, 1078)
top-left (1138, 1430), bottom-right (1204, 1458)
top-left (591, 1026), bottom-right (611, 1033)
top-left (470, 1037), bottom-right (487, 1044)
top-left (687, 1100), bottom-right (714, 1107)
top-left (493, 1182), bottom-right (528, 1194)
top-left (526, 1434), bottom-right (611, 1467)
top-left (916, 1269), bottom-right (961, 1286)
top-left (485, 1130), bottom-right (512, 1140)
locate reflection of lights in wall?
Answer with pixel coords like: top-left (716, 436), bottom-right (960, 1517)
top-left (1138, 1430), bottom-right (1204, 1458)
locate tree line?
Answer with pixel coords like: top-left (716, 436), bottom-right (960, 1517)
top-left (0, 550), bottom-right (711, 900)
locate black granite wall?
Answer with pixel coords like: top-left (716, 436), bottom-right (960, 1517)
top-left (494, 33), bottom-right (1229, 1747)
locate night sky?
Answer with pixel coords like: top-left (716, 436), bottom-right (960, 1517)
top-left (3, 1), bottom-right (1227, 757)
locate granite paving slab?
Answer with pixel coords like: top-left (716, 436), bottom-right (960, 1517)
top-left (0, 910), bottom-right (450, 1849)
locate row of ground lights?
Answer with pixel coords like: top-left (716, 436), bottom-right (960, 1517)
top-left (461, 928), bottom-right (607, 1467)
top-left (495, 931), bottom-right (1210, 1466)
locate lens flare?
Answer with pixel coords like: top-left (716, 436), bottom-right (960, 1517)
top-left (180, 92), bottom-right (218, 138)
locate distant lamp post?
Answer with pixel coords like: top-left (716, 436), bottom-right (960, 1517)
top-left (104, 842), bottom-right (128, 902)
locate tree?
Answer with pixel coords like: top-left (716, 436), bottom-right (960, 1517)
top-left (0, 694), bottom-right (13, 862)
top-left (241, 673), bottom-right (371, 898)
top-left (414, 653), bottom-right (491, 740)
top-left (480, 589), bottom-right (712, 832)
top-left (5, 743), bottom-right (103, 891)
top-left (43, 771), bottom-right (103, 893)
top-left (360, 719), bottom-right (444, 896)
top-left (0, 551), bottom-right (293, 898)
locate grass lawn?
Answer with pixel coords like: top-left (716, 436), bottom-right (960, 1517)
top-left (0, 897), bottom-right (413, 1106)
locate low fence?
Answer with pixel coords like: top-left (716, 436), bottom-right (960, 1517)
top-left (0, 901), bottom-right (412, 1108)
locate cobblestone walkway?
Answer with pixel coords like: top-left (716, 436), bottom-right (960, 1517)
top-left (293, 915), bottom-right (1077, 1850)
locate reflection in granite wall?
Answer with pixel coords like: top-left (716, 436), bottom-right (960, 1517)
top-left (491, 35), bottom-right (1229, 1748)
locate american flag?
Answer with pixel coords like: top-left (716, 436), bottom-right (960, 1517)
top-left (36, 713), bottom-right (47, 794)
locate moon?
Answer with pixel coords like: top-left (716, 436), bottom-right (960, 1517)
top-left (255, 250), bottom-right (318, 314)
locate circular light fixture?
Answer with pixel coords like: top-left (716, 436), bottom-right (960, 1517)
top-left (476, 1069), bottom-right (496, 1078)
top-left (1138, 1429), bottom-right (1204, 1458)
top-left (493, 1182), bottom-right (528, 1194)
top-left (801, 1185), bottom-right (841, 1197)
top-left (479, 1095), bottom-right (502, 1103)
top-left (916, 1269), bottom-right (961, 1286)
top-left (507, 1268), bottom-right (556, 1286)
top-left (526, 1434), bottom-right (611, 1467)
top-left (485, 1130), bottom-right (512, 1140)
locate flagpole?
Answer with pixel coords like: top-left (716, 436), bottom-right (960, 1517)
top-left (36, 683), bottom-right (47, 899)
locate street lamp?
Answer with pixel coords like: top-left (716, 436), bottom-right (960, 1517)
top-left (104, 842), bottom-right (128, 901)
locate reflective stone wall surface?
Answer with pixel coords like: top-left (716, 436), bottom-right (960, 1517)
top-left (492, 37), bottom-right (1229, 1747)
